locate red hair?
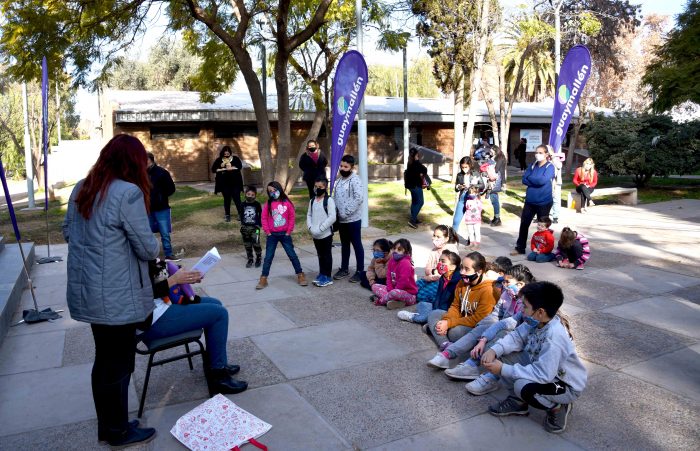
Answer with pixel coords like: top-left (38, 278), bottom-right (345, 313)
top-left (75, 134), bottom-right (151, 219)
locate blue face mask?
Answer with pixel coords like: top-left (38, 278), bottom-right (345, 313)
top-left (373, 250), bottom-right (385, 259)
top-left (523, 315), bottom-right (539, 328)
top-left (506, 284), bottom-right (519, 296)
top-left (392, 252), bottom-right (405, 261)
top-left (269, 190), bottom-right (280, 200)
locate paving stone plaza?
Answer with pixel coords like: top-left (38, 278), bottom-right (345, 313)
top-left (0, 199), bottom-right (698, 450)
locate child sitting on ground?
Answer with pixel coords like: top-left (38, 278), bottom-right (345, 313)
top-left (427, 264), bottom-right (534, 378)
top-left (361, 238), bottom-right (392, 290)
top-left (463, 186), bottom-right (483, 250)
top-left (370, 239), bottom-right (418, 309)
top-left (484, 256), bottom-right (513, 281)
top-left (527, 216), bottom-right (555, 263)
top-left (483, 281), bottom-right (587, 434)
top-left (554, 227), bottom-right (590, 270)
top-left (397, 250), bottom-right (461, 324)
top-left (416, 225), bottom-right (459, 304)
top-left (240, 185), bottom-right (263, 268)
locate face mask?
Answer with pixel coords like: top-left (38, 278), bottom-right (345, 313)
top-left (432, 237), bottom-right (445, 248)
top-left (373, 250), bottom-right (385, 259)
top-left (462, 272), bottom-right (478, 284)
top-left (245, 195), bottom-right (256, 202)
top-left (392, 252), bottom-right (405, 261)
top-left (314, 187), bottom-right (326, 197)
top-left (506, 284), bottom-right (519, 297)
top-left (308, 147), bottom-right (317, 153)
top-left (436, 262), bottom-right (448, 275)
top-left (269, 190), bottom-right (280, 200)
top-left (535, 153), bottom-right (546, 162)
top-left (339, 169), bottom-right (352, 178)
top-left (524, 315), bottom-right (539, 328)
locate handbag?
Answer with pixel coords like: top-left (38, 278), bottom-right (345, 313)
top-left (170, 394), bottom-right (271, 451)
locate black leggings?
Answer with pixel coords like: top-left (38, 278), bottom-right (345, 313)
top-left (313, 235), bottom-right (333, 277)
top-left (576, 185), bottom-right (594, 208)
top-left (520, 381), bottom-right (570, 410)
top-left (338, 220), bottom-right (365, 272)
top-left (222, 187), bottom-right (243, 219)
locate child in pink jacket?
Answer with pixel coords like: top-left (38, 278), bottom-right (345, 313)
top-left (256, 181), bottom-right (307, 290)
top-left (370, 238), bottom-right (418, 310)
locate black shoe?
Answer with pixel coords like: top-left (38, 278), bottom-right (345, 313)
top-left (98, 420), bottom-right (140, 443)
top-left (333, 268), bottom-right (350, 280)
top-left (415, 219), bottom-right (422, 224)
top-left (225, 215), bottom-right (231, 223)
top-left (489, 396), bottom-right (529, 417)
top-left (246, 259), bottom-right (253, 268)
top-left (491, 218), bottom-right (502, 227)
top-left (207, 369), bottom-right (248, 395)
top-left (407, 220), bottom-right (417, 229)
top-left (225, 364), bottom-right (241, 376)
top-left (255, 257), bottom-right (261, 268)
top-left (348, 271), bottom-right (362, 283)
top-left (106, 425), bottom-right (156, 449)
top-left (544, 403), bottom-right (572, 433)
top-left (552, 218), bottom-right (559, 224)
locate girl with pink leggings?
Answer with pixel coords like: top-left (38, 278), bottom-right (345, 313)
top-left (370, 238), bottom-right (418, 310)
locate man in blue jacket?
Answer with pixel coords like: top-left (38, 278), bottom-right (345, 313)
top-left (511, 145), bottom-right (555, 255)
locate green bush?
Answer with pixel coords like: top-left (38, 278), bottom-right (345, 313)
top-left (585, 112), bottom-right (700, 187)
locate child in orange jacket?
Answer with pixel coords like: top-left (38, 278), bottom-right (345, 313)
top-left (527, 216), bottom-right (555, 263)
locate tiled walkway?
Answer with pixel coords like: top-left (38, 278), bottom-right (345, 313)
top-left (0, 200), bottom-right (698, 450)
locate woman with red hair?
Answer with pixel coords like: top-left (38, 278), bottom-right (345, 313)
top-left (63, 134), bottom-right (160, 447)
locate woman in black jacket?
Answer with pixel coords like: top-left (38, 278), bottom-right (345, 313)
top-left (212, 146), bottom-right (244, 222)
top-left (405, 148), bottom-right (428, 228)
top-left (298, 139), bottom-right (328, 198)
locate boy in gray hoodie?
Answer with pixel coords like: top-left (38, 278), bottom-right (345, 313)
top-left (481, 281), bottom-right (587, 434)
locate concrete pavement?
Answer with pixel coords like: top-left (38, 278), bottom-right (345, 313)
top-left (0, 199), bottom-right (698, 450)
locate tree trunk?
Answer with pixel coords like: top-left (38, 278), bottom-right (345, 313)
top-left (274, 46), bottom-right (292, 186)
top-left (462, 0), bottom-right (491, 157)
top-left (483, 87), bottom-right (499, 148)
top-left (452, 77), bottom-right (464, 183)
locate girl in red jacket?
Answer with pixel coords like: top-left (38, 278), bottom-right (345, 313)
top-left (256, 181), bottom-right (307, 290)
top-left (527, 216), bottom-right (555, 263)
top-left (371, 238), bottom-right (418, 310)
top-left (573, 158), bottom-right (598, 212)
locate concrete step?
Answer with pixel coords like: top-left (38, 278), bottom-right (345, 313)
top-left (0, 242), bottom-right (35, 343)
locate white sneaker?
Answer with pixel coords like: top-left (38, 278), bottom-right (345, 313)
top-left (465, 374), bottom-right (500, 395)
top-left (427, 353), bottom-right (450, 369)
top-left (444, 362), bottom-right (481, 380)
top-left (397, 311), bottom-right (417, 322)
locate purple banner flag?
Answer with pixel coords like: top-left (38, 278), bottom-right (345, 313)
top-left (0, 158), bottom-right (22, 241)
top-left (329, 50), bottom-right (368, 192)
top-left (548, 45), bottom-right (592, 153)
top-left (41, 56), bottom-right (49, 210)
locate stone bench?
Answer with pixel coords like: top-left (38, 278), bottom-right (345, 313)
top-left (567, 187), bottom-right (638, 212)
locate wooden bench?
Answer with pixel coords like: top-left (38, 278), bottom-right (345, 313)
top-left (567, 187), bottom-right (638, 212)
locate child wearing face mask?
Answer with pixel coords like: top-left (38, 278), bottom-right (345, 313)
top-left (428, 264), bottom-right (535, 374)
top-left (240, 185), bottom-right (263, 268)
top-left (370, 239), bottom-right (418, 309)
top-left (464, 186), bottom-right (483, 250)
top-left (415, 225), bottom-right (459, 305)
top-left (361, 239), bottom-right (392, 290)
top-left (398, 250), bottom-right (461, 324)
top-left (307, 176), bottom-right (337, 287)
top-left (256, 181), bottom-right (307, 290)
top-left (483, 281), bottom-right (585, 435)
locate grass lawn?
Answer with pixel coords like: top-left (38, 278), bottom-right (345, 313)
top-left (2, 174), bottom-right (698, 257)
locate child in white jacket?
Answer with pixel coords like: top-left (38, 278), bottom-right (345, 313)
top-left (481, 281), bottom-right (587, 434)
top-left (307, 176), bottom-right (337, 287)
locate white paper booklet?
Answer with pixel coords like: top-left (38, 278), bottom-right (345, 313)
top-left (192, 247), bottom-right (221, 274)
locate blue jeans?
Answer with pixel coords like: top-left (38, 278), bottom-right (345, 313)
top-left (527, 252), bottom-right (555, 263)
top-left (489, 192), bottom-right (501, 218)
top-left (408, 187), bottom-right (424, 222)
top-left (412, 301), bottom-right (434, 324)
top-left (338, 220), bottom-right (364, 272)
top-left (452, 191), bottom-right (467, 232)
top-left (148, 208), bottom-right (172, 257)
top-left (262, 232), bottom-right (303, 277)
top-left (141, 297), bottom-right (229, 369)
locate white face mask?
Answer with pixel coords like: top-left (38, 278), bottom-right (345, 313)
top-left (535, 153), bottom-right (546, 162)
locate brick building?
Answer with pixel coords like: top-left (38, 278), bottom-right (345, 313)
top-left (101, 90), bottom-right (574, 182)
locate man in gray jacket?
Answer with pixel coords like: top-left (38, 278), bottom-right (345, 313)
top-left (332, 155), bottom-right (365, 283)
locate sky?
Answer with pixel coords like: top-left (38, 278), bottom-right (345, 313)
top-left (75, 0), bottom-right (690, 124)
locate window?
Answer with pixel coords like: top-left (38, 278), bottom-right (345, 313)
top-left (213, 126), bottom-right (258, 138)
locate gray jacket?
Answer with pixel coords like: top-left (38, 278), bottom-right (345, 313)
top-left (63, 179), bottom-right (160, 325)
top-left (332, 173), bottom-right (364, 223)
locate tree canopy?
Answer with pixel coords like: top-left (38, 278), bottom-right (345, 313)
top-left (643, 0), bottom-right (700, 112)
top-left (366, 57), bottom-right (440, 98)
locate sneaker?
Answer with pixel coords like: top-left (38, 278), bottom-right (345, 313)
top-left (246, 259), bottom-right (254, 268)
top-left (544, 403), bottom-right (572, 434)
top-left (491, 218), bottom-right (502, 227)
top-left (407, 220), bottom-right (417, 229)
top-left (397, 310), bottom-right (417, 322)
top-left (312, 276), bottom-right (322, 286)
top-left (444, 362), bottom-right (481, 380)
top-left (348, 271), bottom-right (362, 283)
top-left (488, 396), bottom-right (529, 417)
top-left (106, 425), bottom-right (157, 449)
top-left (369, 294), bottom-right (380, 303)
top-left (164, 255), bottom-right (182, 262)
top-left (225, 215), bottom-right (231, 222)
top-left (465, 374), bottom-right (500, 395)
top-left (255, 257), bottom-right (261, 268)
top-left (575, 264), bottom-right (585, 270)
top-left (333, 268), bottom-right (350, 280)
top-left (386, 300), bottom-right (406, 310)
top-left (427, 353), bottom-right (450, 369)
top-left (315, 275), bottom-right (333, 287)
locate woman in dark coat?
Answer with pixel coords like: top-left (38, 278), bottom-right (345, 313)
top-left (298, 139), bottom-right (328, 198)
top-left (212, 146), bottom-right (244, 222)
top-left (405, 148), bottom-right (429, 228)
